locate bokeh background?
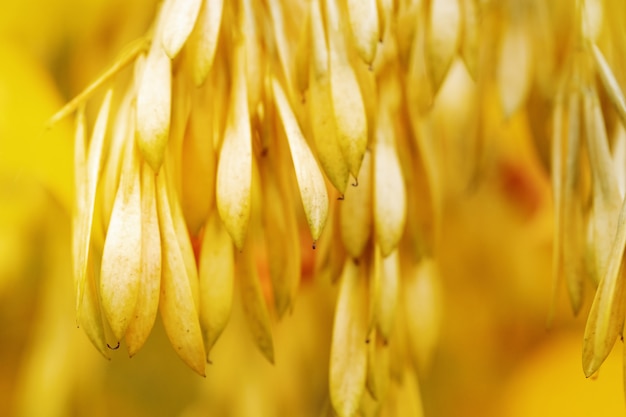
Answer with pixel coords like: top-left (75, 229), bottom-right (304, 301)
top-left (0, 0), bottom-right (624, 416)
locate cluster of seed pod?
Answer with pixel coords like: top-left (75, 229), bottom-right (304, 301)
top-left (548, 0), bottom-right (626, 382)
top-left (58, 0), bottom-right (626, 414)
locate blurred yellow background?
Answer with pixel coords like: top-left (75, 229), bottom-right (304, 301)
top-left (0, 0), bottom-right (624, 416)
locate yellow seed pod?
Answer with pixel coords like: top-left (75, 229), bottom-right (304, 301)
top-left (373, 108), bottom-right (406, 257)
top-left (136, 43), bottom-right (172, 172)
top-left (584, 90), bottom-right (621, 285)
top-left (365, 330), bottom-right (390, 402)
top-left (216, 42), bottom-right (252, 250)
top-left (376, 249), bottom-right (399, 342)
top-left (181, 103), bottom-right (217, 236)
top-left (259, 156), bottom-right (301, 318)
top-left (347, 0), bottom-right (380, 66)
top-left (160, 0), bottom-right (202, 59)
top-left (340, 151), bottom-right (373, 259)
top-left (198, 210), bottom-right (235, 357)
top-left (582, 194), bottom-right (626, 378)
top-left (99, 138), bottom-right (142, 342)
top-left (425, 0), bottom-right (461, 93)
top-left (272, 77), bottom-right (329, 241)
top-left (561, 92), bottom-right (585, 314)
top-left (77, 260), bottom-right (110, 359)
top-left (156, 173), bottom-right (206, 376)
top-left (403, 257), bottom-right (442, 376)
top-left (496, 20), bottom-right (532, 118)
top-left (294, 5), bottom-right (311, 94)
top-left (459, 0), bottom-right (480, 79)
top-left (330, 259), bottom-right (368, 417)
top-left (309, 75), bottom-right (351, 194)
top-left (74, 90), bottom-right (113, 313)
top-left (125, 163), bottom-right (161, 356)
top-left (188, 0), bottom-right (225, 86)
top-left (326, 0), bottom-right (368, 178)
top-left (237, 246), bottom-right (275, 365)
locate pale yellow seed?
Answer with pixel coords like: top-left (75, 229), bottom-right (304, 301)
top-left (584, 91), bottom-right (621, 284)
top-left (330, 260), bottom-right (368, 417)
top-left (156, 173), bottom-right (206, 376)
top-left (198, 210), bottom-right (235, 357)
top-left (188, 0), bottom-right (224, 86)
top-left (100, 140), bottom-right (142, 341)
top-left (582, 199), bottom-right (626, 377)
top-left (136, 45), bottom-right (172, 172)
top-left (309, 75), bottom-right (350, 194)
top-left (497, 21), bottom-right (532, 117)
top-left (77, 261), bottom-right (110, 359)
top-left (259, 160), bottom-right (301, 318)
top-left (373, 110), bottom-right (406, 257)
top-left (75, 90), bottom-right (113, 312)
top-left (562, 92), bottom-right (585, 313)
top-left (216, 42), bottom-right (252, 250)
top-left (404, 258), bottom-right (442, 375)
top-left (237, 247), bottom-right (275, 365)
top-left (326, 0), bottom-right (368, 178)
top-left (125, 164), bottom-right (162, 356)
top-left (426, 0), bottom-right (461, 92)
top-left (340, 151), bottom-right (373, 259)
top-left (376, 249), bottom-right (399, 342)
top-left (272, 78), bottom-right (329, 240)
top-left (160, 0), bottom-right (203, 59)
top-left (347, 0), bottom-right (380, 66)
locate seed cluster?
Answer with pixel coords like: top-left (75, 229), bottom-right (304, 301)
top-left (60, 0), bottom-right (626, 415)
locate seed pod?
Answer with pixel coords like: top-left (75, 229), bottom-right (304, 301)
top-left (272, 78), bottom-right (329, 241)
top-left (560, 91), bottom-right (586, 314)
top-left (259, 156), bottom-right (301, 318)
top-left (216, 42), bottom-right (252, 250)
top-left (237, 247), bottom-right (275, 365)
top-left (310, 0), bottom-right (329, 81)
top-left (188, 0), bottom-right (224, 86)
top-left (404, 257), bottom-right (442, 375)
top-left (376, 0), bottom-right (392, 40)
top-left (382, 368), bottom-right (424, 417)
top-left (294, 6), bottom-right (311, 94)
top-left (373, 108), bottom-right (406, 257)
top-left (497, 20), bottom-right (532, 117)
top-left (160, 0), bottom-right (202, 59)
top-left (100, 138), bottom-right (142, 342)
top-left (308, 0), bottom-right (350, 194)
top-left (347, 0), bottom-right (380, 66)
top-left (241, 0), bottom-right (264, 111)
top-left (326, 0), bottom-right (368, 178)
top-left (181, 99), bottom-right (217, 236)
top-left (125, 163), bottom-right (162, 356)
top-left (583, 198), bottom-right (626, 377)
top-left (330, 260), bottom-right (368, 417)
top-left (376, 249), bottom-right (399, 342)
top-left (77, 260), bottom-right (110, 359)
top-left (340, 151), bottom-right (373, 259)
top-left (365, 330), bottom-right (390, 402)
top-left (459, 0), bottom-right (480, 79)
top-left (136, 44), bottom-right (172, 172)
top-left (591, 43), bottom-right (626, 142)
top-left (309, 74), bottom-right (350, 194)
top-left (584, 90), bottom-right (621, 285)
top-left (100, 89), bottom-right (135, 234)
top-left (426, 0), bottom-right (461, 93)
top-left (156, 173), bottom-right (206, 376)
top-left (74, 90), bottom-right (113, 312)
top-left (198, 210), bottom-right (235, 358)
